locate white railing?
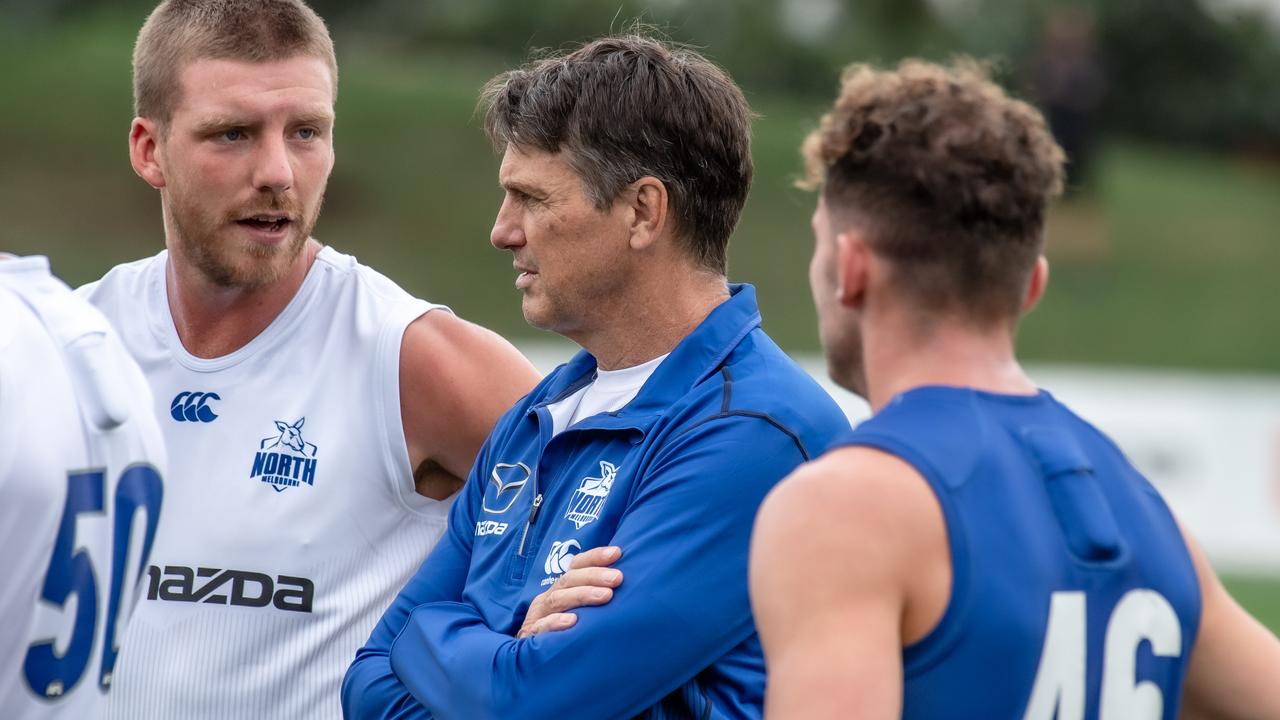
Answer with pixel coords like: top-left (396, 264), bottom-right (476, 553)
top-left (519, 341), bottom-right (1280, 575)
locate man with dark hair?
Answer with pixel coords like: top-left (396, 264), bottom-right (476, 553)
top-left (343, 34), bottom-right (848, 719)
top-left (750, 58), bottom-right (1280, 718)
top-left (78, 1), bottom-right (539, 717)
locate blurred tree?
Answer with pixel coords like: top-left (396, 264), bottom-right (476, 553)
top-left (1, 0), bottom-right (1275, 151)
top-left (1096, 0), bottom-right (1280, 150)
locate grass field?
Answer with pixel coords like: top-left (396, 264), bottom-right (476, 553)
top-left (4, 16), bottom-right (1279, 370)
top-left (2, 16), bottom-right (1277, 629)
top-left (1224, 575), bottom-right (1280, 633)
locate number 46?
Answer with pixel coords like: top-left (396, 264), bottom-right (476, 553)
top-left (1024, 589), bottom-right (1183, 720)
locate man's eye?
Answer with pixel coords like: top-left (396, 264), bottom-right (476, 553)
top-left (297, 128), bottom-right (317, 140)
top-left (222, 129), bottom-right (244, 142)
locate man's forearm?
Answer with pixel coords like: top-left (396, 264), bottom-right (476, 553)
top-left (388, 587), bottom-right (750, 720)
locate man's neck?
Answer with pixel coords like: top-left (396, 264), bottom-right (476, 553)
top-left (165, 240), bottom-right (321, 359)
top-left (861, 309), bottom-right (1037, 412)
top-left (575, 269), bottom-right (729, 371)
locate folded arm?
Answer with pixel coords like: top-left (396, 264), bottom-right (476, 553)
top-left (378, 417), bottom-right (806, 720)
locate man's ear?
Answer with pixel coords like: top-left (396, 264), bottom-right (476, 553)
top-left (1022, 255), bottom-right (1049, 313)
top-left (835, 230), bottom-right (872, 309)
top-left (130, 117), bottom-right (167, 189)
top-left (625, 176), bottom-right (669, 251)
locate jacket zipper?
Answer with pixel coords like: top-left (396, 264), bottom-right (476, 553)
top-left (518, 406), bottom-right (555, 559)
top-left (517, 475), bottom-right (543, 557)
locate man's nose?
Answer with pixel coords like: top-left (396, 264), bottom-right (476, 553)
top-left (490, 196), bottom-right (525, 251)
top-left (252, 135), bottom-right (294, 194)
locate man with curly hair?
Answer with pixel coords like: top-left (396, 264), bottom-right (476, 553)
top-left (750, 59), bottom-right (1280, 719)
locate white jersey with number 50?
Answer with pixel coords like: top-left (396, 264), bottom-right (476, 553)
top-left (0, 255), bottom-right (166, 720)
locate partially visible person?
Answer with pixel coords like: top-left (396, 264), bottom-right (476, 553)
top-left (343, 34), bottom-right (850, 719)
top-left (750, 58), bottom-right (1280, 719)
top-left (1, 254), bottom-right (166, 719)
top-left (1030, 5), bottom-right (1105, 195)
top-left (78, 1), bottom-right (539, 717)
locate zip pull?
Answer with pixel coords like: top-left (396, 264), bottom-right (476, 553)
top-left (517, 493), bottom-right (545, 557)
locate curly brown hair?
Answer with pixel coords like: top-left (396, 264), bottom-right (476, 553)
top-left (801, 58), bottom-right (1064, 324)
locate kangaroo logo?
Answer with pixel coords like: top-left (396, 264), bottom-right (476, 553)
top-left (565, 461), bottom-right (617, 530)
top-left (250, 418), bottom-right (319, 492)
top-left (265, 418), bottom-right (314, 455)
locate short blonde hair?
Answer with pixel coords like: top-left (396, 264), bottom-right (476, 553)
top-left (133, 0), bottom-right (338, 125)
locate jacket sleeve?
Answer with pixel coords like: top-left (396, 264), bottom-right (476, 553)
top-left (384, 416), bottom-right (807, 720)
top-left (340, 453), bottom-right (483, 720)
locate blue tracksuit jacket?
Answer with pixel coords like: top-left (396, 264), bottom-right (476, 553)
top-left (342, 284), bottom-right (850, 720)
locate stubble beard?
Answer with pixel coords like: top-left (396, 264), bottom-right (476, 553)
top-left (823, 321), bottom-right (869, 400)
top-left (167, 189), bottom-right (321, 290)
top-left (521, 291), bottom-right (578, 337)
top-left (520, 268), bottom-right (618, 342)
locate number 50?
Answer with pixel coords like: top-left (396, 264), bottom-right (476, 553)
top-left (23, 465), bottom-right (162, 699)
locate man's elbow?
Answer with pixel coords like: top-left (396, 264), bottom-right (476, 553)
top-left (340, 659), bottom-right (375, 719)
top-left (341, 654), bottom-right (420, 720)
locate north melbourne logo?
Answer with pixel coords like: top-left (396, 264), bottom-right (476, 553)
top-left (565, 461), bottom-right (617, 530)
top-left (250, 417), bottom-right (319, 492)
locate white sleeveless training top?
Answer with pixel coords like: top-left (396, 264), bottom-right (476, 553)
top-left (79, 246), bottom-right (452, 719)
top-left (0, 256), bottom-right (166, 720)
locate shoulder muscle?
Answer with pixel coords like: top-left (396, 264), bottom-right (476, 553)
top-left (400, 311), bottom-right (539, 482)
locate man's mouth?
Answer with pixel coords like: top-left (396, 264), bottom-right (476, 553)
top-left (236, 214), bottom-right (292, 233)
top-left (515, 267), bottom-right (537, 289)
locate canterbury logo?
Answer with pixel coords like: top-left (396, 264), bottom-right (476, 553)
top-left (170, 391), bottom-right (220, 423)
top-left (544, 539), bottom-right (581, 576)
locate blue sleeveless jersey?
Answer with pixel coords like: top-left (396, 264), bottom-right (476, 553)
top-left (833, 386), bottom-right (1201, 720)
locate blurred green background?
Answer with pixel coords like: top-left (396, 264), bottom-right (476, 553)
top-left (2, 0), bottom-right (1277, 625)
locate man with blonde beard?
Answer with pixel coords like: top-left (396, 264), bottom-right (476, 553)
top-left (79, 1), bottom-right (539, 717)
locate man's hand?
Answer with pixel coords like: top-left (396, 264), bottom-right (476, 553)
top-left (517, 546), bottom-right (624, 638)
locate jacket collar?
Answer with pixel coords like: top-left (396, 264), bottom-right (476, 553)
top-left (535, 283), bottom-right (761, 429)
